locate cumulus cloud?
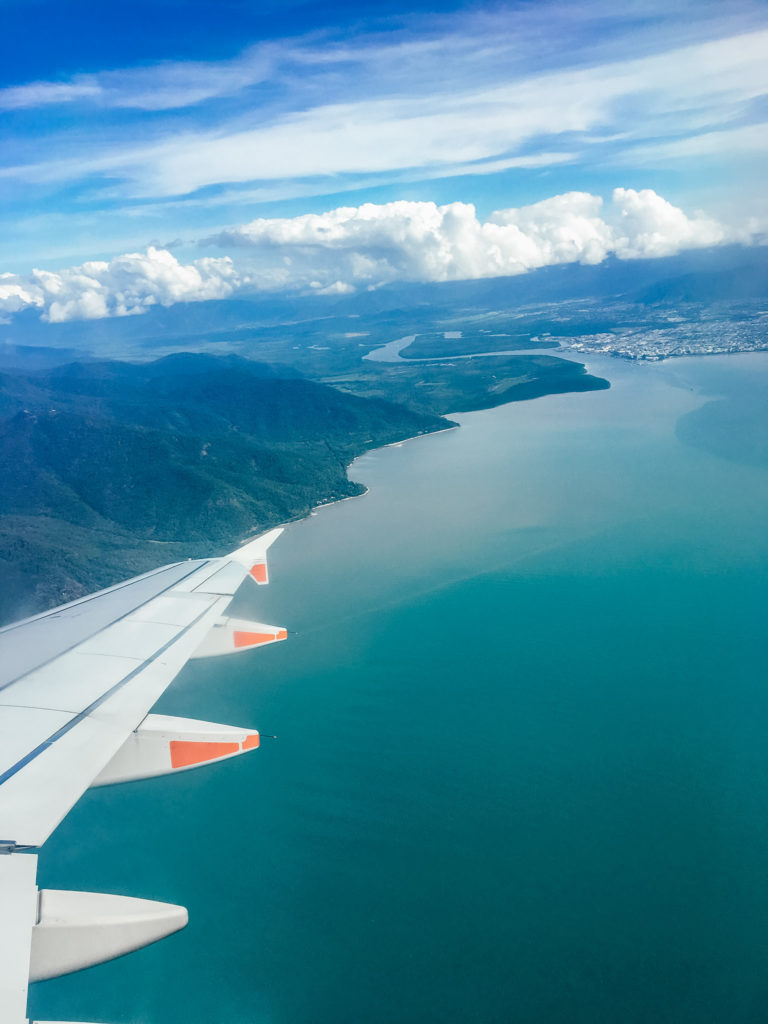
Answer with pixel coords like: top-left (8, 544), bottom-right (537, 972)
top-left (0, 189), bottom-right (734, 323)
top-left (206, 188), bottom-right (729, 289)
top-left (0, 247), bottom-right (238, 322)
top-left (490, 188), bottom-right (726, 262)
top-left (608, 187), bottom-right (725, 258)
top-left (0, 276), bottom-right (44, 312)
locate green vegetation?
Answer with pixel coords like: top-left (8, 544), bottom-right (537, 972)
top-left (0, 354), bottom-right (448, 623)
top-left (0, 294), bottom-right (612, 623)
top-left (326, 352), bottom-right (608, 416)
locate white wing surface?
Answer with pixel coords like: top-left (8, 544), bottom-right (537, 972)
top-left (0, 527), bottom-right (285, 1024)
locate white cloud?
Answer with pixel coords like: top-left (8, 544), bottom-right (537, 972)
top-left (0, 44), bottom-right (277, 113)
top-left (310, 280), bottom-right (356, 295)
top-left (205, 189), bottom-right (730, 290)
top-left (0, 188), bottom-right (735, 323)
top-left (2, 26), bottom-right (766, 200)
top-left (609, 187), bottom-right (725, 258)
top-left (1, 2), bottom-right (761, 119)
top-left (488, 193), bottom-right (614, 266)
top-left (0, 80), bottom-right (102, 111)
top-left (0, 276), bottom-right (45, 313)
top-left (0, 247), bottom-right (239, 322)
top-left (621, 123), bottom-right (768, 165)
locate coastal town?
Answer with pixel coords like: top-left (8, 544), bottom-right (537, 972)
top-left (554, 302), bottom-right (768, 361)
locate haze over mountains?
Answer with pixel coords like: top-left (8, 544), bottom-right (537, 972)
top-left (2, 244), bottom-right (765, 362)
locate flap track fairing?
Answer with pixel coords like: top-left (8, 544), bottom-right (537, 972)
top-left (29, 889), bottom-right (187, 983)
top-left (191, 616), bottom-right (287, 659)
top-left (91, 714), bottom-right (260, 787)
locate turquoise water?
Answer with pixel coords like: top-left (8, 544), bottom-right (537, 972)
top-left (30, 354), bottom-right (768, 1024)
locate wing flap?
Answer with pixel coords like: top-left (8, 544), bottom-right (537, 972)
top-left (0, 708), bottom-right (73, 780)
top-left (0, 591), bottom-right (228, 847)
top-left (76, 620), bottom-right (182, 660)
top-left (130, 591), bottom-right (221, 625)
top-left (173, 560), bottom-right (248, 596)
top-left (0, 560), bottom-right (209, 691)
top-left (0, 594), bottom-right (220, 717)
top-left (1, 652), bottom-right (141, 714)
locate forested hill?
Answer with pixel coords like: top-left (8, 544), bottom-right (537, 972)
top-left (0, 353), bottom-right (449, 624)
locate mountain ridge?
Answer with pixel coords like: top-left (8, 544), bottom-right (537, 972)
top-left (0, 354), bottom-right (450, 623)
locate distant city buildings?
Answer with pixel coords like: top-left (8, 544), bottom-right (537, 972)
top-left (552, 302), bottom-right (768, 361)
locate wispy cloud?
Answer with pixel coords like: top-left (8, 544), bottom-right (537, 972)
top-left (620, 123), bottom-right (768, 164)
top-left (2, 26), bottom-right (765, 203)
top-left (0, 80), bottom-right (102, 110)
top-left (0, 44), bottom-right (279, 113)
top-left (1, 1), bottom-right (761, 115)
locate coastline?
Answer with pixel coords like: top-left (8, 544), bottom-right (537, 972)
top-left (308, 423), bottom-right (460, 516)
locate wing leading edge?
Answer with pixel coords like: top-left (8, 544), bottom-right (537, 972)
top-left (0, 527), bottom-right (285, 1023)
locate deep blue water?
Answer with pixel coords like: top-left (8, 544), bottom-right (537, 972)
top-left (30, 353), bottom-right (768, 1024)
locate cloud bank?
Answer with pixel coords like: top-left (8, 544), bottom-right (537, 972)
top-left (0, 247), bottom-right (238, 323)
top-left (0, 189), bottom-right (733, 323)
top-left (207, 187), bottom-right (728, 286)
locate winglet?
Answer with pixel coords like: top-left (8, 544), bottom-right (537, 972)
top-left (228, 528), bottom-right (284, 585)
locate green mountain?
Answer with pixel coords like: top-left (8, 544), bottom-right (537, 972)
top-left (0, 353), bottom-right (449, 623)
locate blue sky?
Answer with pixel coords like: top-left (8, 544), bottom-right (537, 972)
top-left (0, 0), bottom-right (766, 320)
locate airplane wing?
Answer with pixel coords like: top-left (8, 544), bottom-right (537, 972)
top-left (0, 527), bottom-right (287, 1024)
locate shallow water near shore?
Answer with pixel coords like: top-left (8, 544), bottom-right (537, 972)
top-left (30, 353), bottom-right (768, 1024)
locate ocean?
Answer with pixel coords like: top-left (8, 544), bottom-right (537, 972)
top-left (29, 352), bottom-right (768, 1024)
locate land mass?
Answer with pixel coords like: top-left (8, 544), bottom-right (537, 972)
top-left (0, 354), bottom-right (448, 623)
top-left (398, 332), bottom-right (559, 359)
top-left (325, 351), bottom-right (607, 415)
top-left (15, 246), bottom-right (760, 620)
top-left (0, 338), bottom-right (609, 623)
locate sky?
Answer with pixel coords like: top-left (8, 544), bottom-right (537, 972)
top-left (0, 0), bottom-right (766, 322)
